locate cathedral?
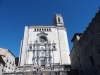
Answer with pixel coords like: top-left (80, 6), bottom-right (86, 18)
top-left (2, 14), bottom-right (72, 75)
top-left (19, 14), bottom-right (70, 67)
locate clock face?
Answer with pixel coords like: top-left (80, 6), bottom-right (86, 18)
top-left (39, 36), bottom-right (46, 43)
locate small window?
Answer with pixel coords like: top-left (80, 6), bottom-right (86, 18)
top-left (34, 29), bottom-right (36, 31)
top-left (47, 28), bottom-right (48, 31)
top-left (89, 55), bottom-right (95, 66)
top-left (30, 46), bottom-right (32, 49)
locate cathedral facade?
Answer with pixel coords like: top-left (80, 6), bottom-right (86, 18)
top-left (19, 14), bottom-right (71, 67)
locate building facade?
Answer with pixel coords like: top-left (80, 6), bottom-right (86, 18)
top-left (19, 14), bottom-right (71, 67)
top-left (0, 55), bottom-right (5, 75)
top-left (70, 9), bottom-right (100, 75)
top-left (0, 47), bottom-right (16, 73)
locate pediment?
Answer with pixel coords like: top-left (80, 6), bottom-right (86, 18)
top-left (37, 31), bottom-right (48, 36)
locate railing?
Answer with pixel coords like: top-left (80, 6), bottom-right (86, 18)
top-left (33, 56), bottom-right (52, 58)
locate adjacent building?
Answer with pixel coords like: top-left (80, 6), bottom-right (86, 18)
top-left (0, 55), bottom-right (5, 75)
top-left (0, 47), bottom-right (16, 73)
top-left (70, 9), bottom-right (100, 75)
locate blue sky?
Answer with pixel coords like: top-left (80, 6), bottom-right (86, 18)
top-left (0, 0), bottom-right (100, 57)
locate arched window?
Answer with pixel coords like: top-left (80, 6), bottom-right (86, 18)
top-left (58, 17), bottom-right (60, 23)
top-left (47, 28), bottom-right (48, 31)
top-left (34, 28), bottom-right (36, 31)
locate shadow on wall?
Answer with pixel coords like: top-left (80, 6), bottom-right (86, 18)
top-left (15, 57), bottom-right (19, 66)
top-left (67, 69), bottom-right (79, 75)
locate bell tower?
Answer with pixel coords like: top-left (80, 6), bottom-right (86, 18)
top-left (53, 13), bottom-right (64, 26)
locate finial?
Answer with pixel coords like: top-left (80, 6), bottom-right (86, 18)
top-left (55, 12), bottom-right (61, 16)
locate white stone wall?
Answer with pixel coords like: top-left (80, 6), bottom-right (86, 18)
top-left (57, 27), bottom-right (70, 64)
top-left (19, 26), bottom-right (29, 66)
top-left (19, 25), bottom-right (71, 66)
